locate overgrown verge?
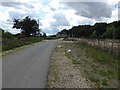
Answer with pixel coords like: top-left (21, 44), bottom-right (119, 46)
top-left (47, 41), bottom-right (94, 88)
top-left (2, 37), bottom-right (42, 51)
top-left (63, 42), bottom-right (119, 88)
top-left (64, 38), bottom-right (120, 57)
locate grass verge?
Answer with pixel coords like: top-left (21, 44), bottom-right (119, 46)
top-left (2, 37), bottom-right (42, 51)
top-left (63, 41), bottom-right (119, 88)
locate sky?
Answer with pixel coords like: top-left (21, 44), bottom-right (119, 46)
top-left (0, 0), bottom-right (119, 35)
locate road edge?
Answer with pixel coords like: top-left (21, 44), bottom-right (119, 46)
top-left (0, 41), bottom-right (46, 56)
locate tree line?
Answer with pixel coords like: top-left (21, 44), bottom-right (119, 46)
top-left (1, 16), bottom-right (47, 39)
top-left (1, 16), bottom-right (47, 51)
top-left (57, 21), bottom-right (120, 39)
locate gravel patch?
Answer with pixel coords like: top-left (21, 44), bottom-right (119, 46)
top-left (47, 41), bottom-right (94, 88)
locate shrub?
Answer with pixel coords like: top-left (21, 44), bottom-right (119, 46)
top-left (2, 37), bottom-right (42, 51)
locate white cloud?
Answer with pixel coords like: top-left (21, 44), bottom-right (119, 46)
top-left (64, 2), bottom-right (113, 20)
top-left (40, 17), bottom-right (56, 29)
top-left (0, 0), bottom-right (119, 35)
top-left (107, 7), bottom-right (118, 23)
top-left (57, 26), bottom-right (72, 31)
top-left (52, 12), bottom-right (70, 26)
top-left (49, 0), bottom-right (59, 10)
top-left (108, 0), bottom-right (119, 4)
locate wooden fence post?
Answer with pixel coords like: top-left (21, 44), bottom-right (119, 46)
top-left (118, 42), bottom-right (120, 58)
top-left (111, 42), bottom-right (114, 54)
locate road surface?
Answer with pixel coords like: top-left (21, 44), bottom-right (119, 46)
top-left (2, 40), bottom-right (58, 88)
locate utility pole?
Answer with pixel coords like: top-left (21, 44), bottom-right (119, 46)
top-left (72, 25), bottom-right (73, 38)
top-left (38, 19), bottom-right (39, 28)
top-left (37, 19), bottom-right (41, 37)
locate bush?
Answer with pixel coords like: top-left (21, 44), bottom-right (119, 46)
top-left (2, 37), bottom-right (42, 51)
top-left (3, 32), bottom-right (15, 39)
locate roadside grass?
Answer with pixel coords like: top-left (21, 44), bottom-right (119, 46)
top-left (2, 37), bottom-right (60, 52)
top-left (2, 37), bottom-right (42, 51)
top-left (62, 41), bottom-right (119, 88)
top-left (84, 45), bottom-right (117, 65)
top-left (51, 64), bottom-right (59, 82)
top-left (47, 63), bottom-right (59, 87)
top-left (47, 45), bottom-right (61, 88)
top-left (72, 59), bottom-right (81, 64)
top-left (0, 45), bottom-right (2, 52)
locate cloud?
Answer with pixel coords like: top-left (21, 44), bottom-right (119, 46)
top-left (106, 6), bottom-right (118, 23)
top-left (1, 2), bottom-right (34, 10)
top-left (64, 2), bottom-right (113, 20)
top-left (1, 2), bottom-right (21, 8)
top-left (52, 12), bottom-right (70, 26)
top-left (61, 9), bottom-right (95, 26)
top-left (57, 26), bottom-right (72, 30)
top-left (43, 26), bottom-right (59, 35)
top-left (8, 10), bottom-right (27, 20)
top-left (0, 0), bottom-right (118, 35)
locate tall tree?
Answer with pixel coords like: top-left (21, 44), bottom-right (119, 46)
top-left (94, 23), bottom-right (107, 39)
top-left (13, 16), bottom-right (40, 37)
top-left (58, 21), bottom-right (120, 39)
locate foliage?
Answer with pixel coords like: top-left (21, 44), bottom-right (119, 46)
top-left (102, 26), bottom-right (115, 39)
top-left (2, 37), bottom-right (42, 51)
top-left (13, 16), bottom-right (41, 37)
top-left (1, 16), bottom-right (48, 51)
top-left (94, 22), bottom-right (107, 39)
top-left (63, 42), bottom-right (119, 88)
top-left (3, 32), bottom-right (15, 39)
top-left (90, 31), bottom-right (97, 38)
top-left (1, 29), bottom-right (42, 51)
top-left (42, 32), bottom-right (47, 38)
top-left (113, 28), bottom-right (120, 39)
top-left (0, 28), bottom-right (3, 37)
top-left (58, 21), bottom-right (120, 39)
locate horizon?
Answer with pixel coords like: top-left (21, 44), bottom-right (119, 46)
top-left (0, 0), bottom-right (119, 35)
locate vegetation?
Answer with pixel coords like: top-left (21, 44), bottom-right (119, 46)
top-left (1, 16), bottom-right (60, 52)
top-left (57, 21), bottom-right (120, 39)
top-left (1, 16), bottom-right (47, 51)
top-left (2, 36), bottom-right (42, 51)
top-left (63, 42), bottom-right (119, 88)
top-left (13, 16), bottom-right (40, 37)
top-left (58, 20), bottom-right (120, 88)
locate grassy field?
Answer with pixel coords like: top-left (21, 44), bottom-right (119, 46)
top-left (62, 41), bottom-right (119, 88)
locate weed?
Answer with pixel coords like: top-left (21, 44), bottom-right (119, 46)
top-left (118, 71), bottom-right (120, 80)
top-left (88, 75), bottom-right (100, 83)
top-left (102, 79), bottom-right (108, 86)
top-left (92, 64), bottom-right (99, 72)
top-left (107, 70), bottom-right (113, 76)
top-left (72, 60), bottom-right (80, 64)
top-left (98, 70), bottom-right (108, 76)
top-left (66, 52), bottom-right (72, 59)
top-left (2, 37), bottom-right (42, 51)
top-left (63, 42), bottom-right (119, 88)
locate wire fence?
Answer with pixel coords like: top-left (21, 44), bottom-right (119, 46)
top-left (67, 38), bottom-right (120, 58)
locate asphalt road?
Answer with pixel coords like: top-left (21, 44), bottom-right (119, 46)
top-left (2, 40), bottom-right (58, 88)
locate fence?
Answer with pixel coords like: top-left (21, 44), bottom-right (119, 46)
top-left (67, 38), bottom-right (120, 57)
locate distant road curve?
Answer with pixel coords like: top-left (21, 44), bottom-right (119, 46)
top-left (2, 39), bottom-right (60, 88)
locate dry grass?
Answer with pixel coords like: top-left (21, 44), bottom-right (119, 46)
top-left (63, 41), bottom-right (119, 88)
